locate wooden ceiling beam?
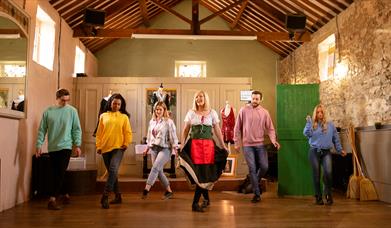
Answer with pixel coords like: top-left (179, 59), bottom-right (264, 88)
top-left (300, 0), bottom-right (335, 20)
top-left (138, 0), bottom-right (150, 27)
top-left (250, 0), bottom-right (286, 27)
top-left (66, 0), bottom-right (102, 27)
top-left (58, 1), bottom-right (85, 16)
top-left (149, 0), bottom-right (192, 24)
top-left (192, 0), bottom-right (200, 34)
top-left (199, 0), bottom-right (246, 25)
top-left (231, 0), bottom-right (248, 29)
top-left (325, 0), bottom-right (350, 10)
top-left (105, 0), bottom-right (137, 17)
top-left (73, 27), bottom-right (311, 42)
top-left (317, 0), bottom-right (344, 13)
top-left (230, 0), bottom-right (249, 29)
top-left (278, 0), bottom-right (323, 29)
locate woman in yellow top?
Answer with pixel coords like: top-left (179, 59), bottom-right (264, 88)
top-left (96, 93), bottom-right (132, 209)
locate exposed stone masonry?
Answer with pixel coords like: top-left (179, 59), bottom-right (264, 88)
top-left (279, 0), bottom-right (391, 128)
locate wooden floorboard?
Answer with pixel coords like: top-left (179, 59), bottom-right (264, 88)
top-left (1, 190), bottom-right (390, 228)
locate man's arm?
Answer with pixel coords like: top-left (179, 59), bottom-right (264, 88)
top-left (71, 109), bottom-right (82, 157)
top-left (265, 111), bottom-right (280, 150)
top-left (35, 111), bottom-right (48, 157)
top-left (233, 108), bottom-right (243, 150)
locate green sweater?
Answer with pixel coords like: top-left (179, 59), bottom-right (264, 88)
top-left (36, 105), bottom-right (82, 152)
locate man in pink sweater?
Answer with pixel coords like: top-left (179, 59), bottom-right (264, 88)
top-left (234, 90), bottom-right (280, 203)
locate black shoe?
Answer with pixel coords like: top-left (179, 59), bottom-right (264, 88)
top-left (101, 194), bottom-right (109, 209)
top-left (61, 195), bottom-right (70, 205)
top-left (47, 200), bottom-right (61, 210)
top-left (325, 195), bottom-right (333, 205)
top-left (162, 191), bottom-right (173, 200)
top-left (141, 189), bottom-right (149, 199)
top-left (192, 203), bottom-right (204, 212)
top-left (201, 200), bottom-right (210, 208)
top-left (315, 195), bottom-right (324, 205)
top-left (251, 195), bottom-right (261, 203)
top-left (110, 193), bottom-right (122, 204)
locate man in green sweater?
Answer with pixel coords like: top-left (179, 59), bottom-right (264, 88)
top-left (35, 88), bottom-right (82, 210)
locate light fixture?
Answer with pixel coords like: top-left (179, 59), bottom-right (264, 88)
top-left (131, 34), bottom-right (257, 41)
top-left (0, 33), bottom-right (20, 39)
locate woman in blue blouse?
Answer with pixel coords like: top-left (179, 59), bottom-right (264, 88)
top-left (303, 104), bottom-right (346, 205)
top-left (142, 101), bottom-right (179, 200)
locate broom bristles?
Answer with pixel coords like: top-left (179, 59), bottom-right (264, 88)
top-left (347, 175), bottom-right (361, 199)
top-left (359, 177), bottom-right (378, 201)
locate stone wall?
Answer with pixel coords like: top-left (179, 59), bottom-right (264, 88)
top-left (279, 0), bottom-right (391, 128)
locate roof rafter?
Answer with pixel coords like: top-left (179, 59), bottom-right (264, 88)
top-left (230, 0), bottom-right (249, 29)
top-left (199, 0), bottom-right (246, 25)
top-left (149, 0), bottom-right (192, 24)
top-left (138, 0), bottom-right (150, 27)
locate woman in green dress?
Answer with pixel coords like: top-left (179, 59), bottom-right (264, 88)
top-left (179, 90), bottom-right (228, 212)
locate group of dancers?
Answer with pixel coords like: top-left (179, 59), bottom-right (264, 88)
top-left (35, 88), bottom-right (345, 211)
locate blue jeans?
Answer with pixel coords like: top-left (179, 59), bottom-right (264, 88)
top-left (243, 145), bottom-right (268, 196)
top-left (308, 148), bottom-right (332, 196)
top-left (146, 147), bottom-right (171, 188)
top-left (102, 149), bottom-right (124, 194)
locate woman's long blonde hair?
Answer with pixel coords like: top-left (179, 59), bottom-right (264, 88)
top-left (192, 90), bottom-right (211, 111)
top-left (312, 104), bottom-right (328, 132)
top-left (153, 101), bottom-right (169, 120)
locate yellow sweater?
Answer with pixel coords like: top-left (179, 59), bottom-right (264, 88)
top-left (96, 111), bottom-right (132, 153)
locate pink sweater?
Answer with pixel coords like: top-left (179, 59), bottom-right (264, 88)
top-left (233, 105), bottom-right (277, 147)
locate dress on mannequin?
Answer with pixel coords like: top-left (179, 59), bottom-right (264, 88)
top-left (11, 90), bottom-right (25, 111)
top-left (220, 101), bottom-right (235, 144)
top-left (151, 83), bottom-right (170, 112)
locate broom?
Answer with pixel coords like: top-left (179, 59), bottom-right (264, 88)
top-left (346, 126), bottom-right (361, 199)
top-left (348, 126), bottom-right (378, 201)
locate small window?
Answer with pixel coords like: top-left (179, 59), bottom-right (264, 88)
top-left (0, 61), bottom-right (26, 77)
top-left (33, 6), bottom-right (56, 71)
top-left (74, 46), bottom-right (85, 77)
top-left (318, 34), bottom-right (335, 82)
top-left (175, 61), bottom-right (206, 78)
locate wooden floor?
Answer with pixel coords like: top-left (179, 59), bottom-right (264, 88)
top-left (1, 190), bottom-right (390, 228)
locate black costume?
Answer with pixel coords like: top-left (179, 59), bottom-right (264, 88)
top-left (93, 98), bottom-right (109, 136)
top-left (11, 100), bottom-right (24, 112)
top-left (151, 83), bottom-right (171, 112)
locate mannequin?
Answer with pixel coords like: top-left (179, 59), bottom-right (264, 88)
top-left (93, 90), bottom-right (113, 137)
top-left (151, 83), bottom-right (170, 112)
top-left (220, 101), bottom-right (236, 150)
top-left (104, 90), bottom-right (112, 101)
top-left (11, 90), bottom-right (25, 111)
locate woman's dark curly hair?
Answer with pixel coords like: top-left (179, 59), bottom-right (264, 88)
top-left (106, 93), bottom-right (130, 117)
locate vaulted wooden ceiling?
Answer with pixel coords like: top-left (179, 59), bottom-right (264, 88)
top-left (49, 0), bottom-right (354, 58)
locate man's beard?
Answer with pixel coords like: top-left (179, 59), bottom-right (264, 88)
top-left (252, 102), bottom-right (260, 108)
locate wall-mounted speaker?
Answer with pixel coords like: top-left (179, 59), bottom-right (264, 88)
top-left (83, 8), bottom-right (106, 27)
top-left (285, 14), bottom-right (307, 31)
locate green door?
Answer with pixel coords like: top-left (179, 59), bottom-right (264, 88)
top-left (277, 84), bottom-right (319, 196)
